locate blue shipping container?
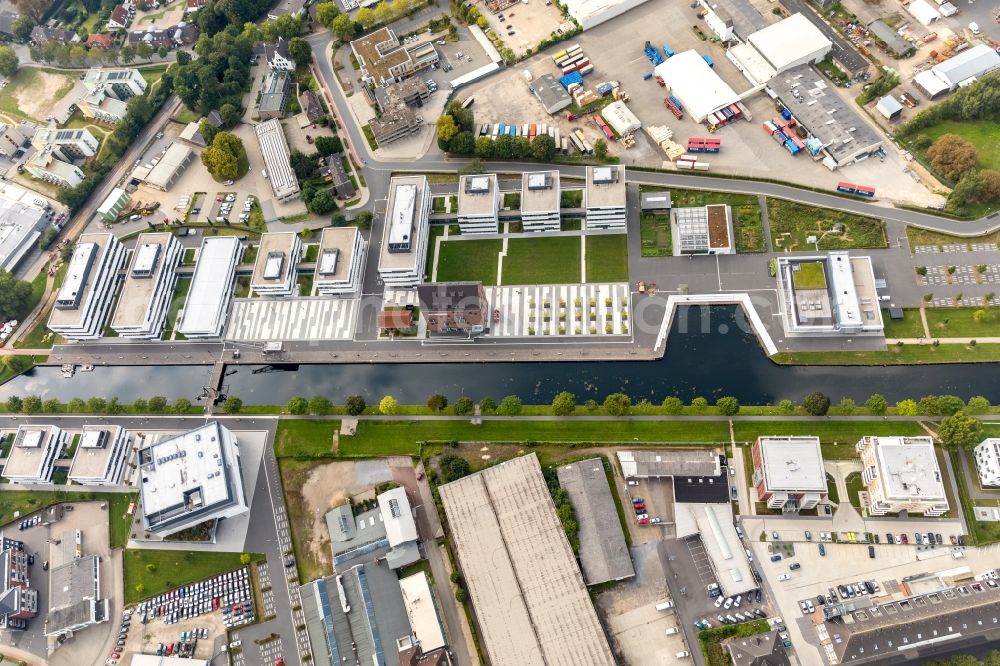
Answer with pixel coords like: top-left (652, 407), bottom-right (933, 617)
top-left (781, 108), bottom-right (792, 121)
top-left (668, 95), bottom-right (683, 111)
top-left (702, 54), bottom-right (714, 67)
top-left (663, 43), bottom-right (674, 58)
top-left (643, 71), bottom-right (653, 80)
top-left (784, 139), bottom-right (800, 155)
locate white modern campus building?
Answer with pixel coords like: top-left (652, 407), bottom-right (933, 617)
top-left (67, 426), bottom-right (131, 486)
top-left (973, 438), bottom-right (1000, 487)
top-left (856, 436), bottom-right (949, 517)
top-left (584, 166), bottom-right (626, 231)
top-left (457, 173), bottom-right (499, 234)
top-left (520, 171), bottom-right (561, 232)
top-left (250, 232), bottom-right (302, 297)
top-left (1, 425), bottom-right (67, 485)
top-left (47, 233), bottom-right (126, 340)
top-left (776, 252), bottom-right (883, 336)
top-left (378, 175), bottom-right (430, 288)
top-left (137, 421), bottom-right (249, 538)
top-left (80, 68), bottom-right (148, 123)
top-left (110, 233), bottom-right (182, 338)
top-left (255, 118), bottom-right (300, 200)
top-left (752, 436), bottom-right (827, 513)
top-left (176, 236), bottom-right (242, 338)
top-left (314, 227), bottom-right (366, 296)
top-left (0, 188), bottom-right (51, 273)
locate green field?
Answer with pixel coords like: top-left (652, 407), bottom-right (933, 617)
top-left (906, 226), bottom-right (1000, 251)
top-left (732, 420), bottom-right (926, 451)
top-left (639, 212), bottom-right (672, 257)
top-left (502, 236), bottom-right (582, 284)
top-left (925, 306), bottom-right (1000, 338)
top-left (585, 234), bottom-right (628, 282)
top-left (124, 550), bottom-right (258, 604)
top-left (791, 261), bottom-right (828, 290)
top-left (769, 199), bottom-right (887, 251)
top-left (923, 120), bottom-right (1000, 172)
top-left (772, 342), bottom-right (1000, 365)
top-left (435, 239), bottom-right (502, 285)
top-left (882, 308), bottom-right (926, 338)
top-left (0, 68), bottom-right (76, 120)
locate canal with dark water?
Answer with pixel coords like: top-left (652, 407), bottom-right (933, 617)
top-left (3, 306), bottom-right (1000, 405)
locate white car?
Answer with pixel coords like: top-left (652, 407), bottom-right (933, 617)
top-left (635, 513), bottom-right (648, 520)
top-left (229, 640), bottom-right (241, 648)
top-left (723, 597), bottom-right (734, 609)
top-left (777, 573), bottom-right (791, 581)
top-left (714, 596), bottom-right (725, 608)
top-left (733, 595), bottom-right (742, 607)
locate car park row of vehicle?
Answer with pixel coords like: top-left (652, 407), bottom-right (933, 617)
top-left (628, 494), bottom-right (662, 525)
top-left (154, 628), bottom-right (208, 659)
top-left (107, 609), bottom-right (134, 665)
top-left (136, 567), bottom-right (253, 627)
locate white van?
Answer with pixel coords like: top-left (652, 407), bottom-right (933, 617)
top-left (655, 601), bottom-right (675, 611)
top-left (969, 21), bottom-right (981, 34)
top-left (676, 651), bottom-right (690, 658)
top-left (665, 627), bottom-right (679, 635)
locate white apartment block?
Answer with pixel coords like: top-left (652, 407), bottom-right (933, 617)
top-left (973, 438), bottom-right (1000, 487)
top-left (137, 421), bottom-right (249, 537)
top-left (2, 425), bottom-right (67, 485)
top-left (250, 232), bottom-right (302, 297)
top-left (31, 127), bottom-right (99, 159)
top-left (68, 426), bottom-right (131, 486)
top-left (520, 171), bottom-right (561, 232)
top-left (177, 236), bottom-right (241, 338)
top-left (80, 68), bottom-right (147, 123)
top-left (856, 436), bottom-right (949, 517)
top-left (48, 233), bottom-right (126, 340)
top-left (314, 226), bottom-right (366, 296)
top-left (25, 148), bottom-right (85, 188)
top-left (584, 166), bottom-right (627, 231)
top-left (110, 233), bottom-right (182, 338)
top-left (378, 175), bottom-right (430, 288)
top-left (0, 122), bottom-right (26, 157)
top-left (457, 173), bottom-right (499, 234)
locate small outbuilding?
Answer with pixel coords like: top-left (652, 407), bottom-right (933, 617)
top-left (875, 95), bottom-right (903, 121)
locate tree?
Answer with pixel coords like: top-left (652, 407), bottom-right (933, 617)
top-left (219, 103), bottom-right (242, 128)
top-left (836, 398), bottom-right (856, 415)
top-left (448, 131), bottom-right (475, 155)
top-left (453, 396), bottom-right (475, 415)
top-left (531, 133), bottom-right (556, 161)
top-left (13, 0), bottom-right (46, 21)
top-left (802, 391), bottom-right (830, 416)
top-left (603, 393), bottom-right (631, 416)
top-left (353, 210), bottom-right (373, 230)
top-left (11, 15), bottom-right (33, 42)
top-left (979, 169), bottom-right (1000, 202)
top-left (148, 396), bottom-right (168, 413)
top-left (43, 398), bottom-right (61, 413)
top-left (5, 395), bottom-right (21, 412)
top-left (983, 650), bottom-right (1000, 666)
top-left (356, 6), bottom-right (375, 28)
top-left (0, 46), bottom-right (16, 78)
top-left (691, 397), bottom-right (708, 411)
top-left (307, 189), bottom-right (337, 215)
top-left (135, 42), bottom-right (153, 62)
top-left (593, 138), bottom-right (608, 160)
top-left (201, 131), bottom-right (247, 181)
top-left (967, 395), bottom-right (991, 414)
top-left (287, 396), bottom-right (308, 414)
top-left (316, 1), bottom-right (341, 27)
top-left (0, 269), bottom-right (33, 320)
top-left (239, 553), bottom-right (252, 565)
top-left (440, 454), bottom-right (471, 482)
top-left (120, 44), bottom-right (136, 64)
top-left (87, 396), bottom-right (106, 413)
top-left (427, 393), bottom-right (448, 412)
top-left (135, 583), bottom-right (146, 595)
top-left (331, 13), bottom-right (355, 41)
top-left (497, 394), bottom-right (522, 416)
top-left (474, 136), bottom-right (493, 158)
top-left (223, 396), bottom-right (243, 414)
top-left (552, 391), bottom-right (576, 416)
top-left (1, 355), bottom-right (26, 376)
top-left (950, 656), bottom-right (980, 666)
top-left (172, 398), bottom-right (192, 414)
top-left (662, 396), bottom-right (683, 414)
top-left (66, 398), bottom-right (85, 413)
top-left (199, 120), bottom-right (219, 146)
top-left (865, 393), bottom-right (888, 415)
top-left (379, 395), bottom-right (398, 415)
top-left (132, 398), bottom-right (148, 413)
top-left (455, 588), bottom-right (467, 602)
top-left (896, 399), bottom-right (919, 416)
top-left (493, 134), bottom-right (516, 159)
top-left (308, 395), bottom-right (332, 415)
top-left (716, 396), bottom-right (740, 416)
top-left (479, 397), bottom-right (497, 413)
top-left (938, 412), bottom-right (983, 449)
top-left (158, 45), bottom-right (169, 59)
top-left (21, 395), bottom-right (41, 414)
top-left (288, 37), bottom-right (311, 66)
top-left (927, 134), bottom-right (978, 181)
top-left (436, 114), bottom-right (458, 149)
top-left (289, 149), bottom-right (316, 180)
top-left (314, 135), bottom-right (343, 157)
top-left (345, 395), bottom-right (366, 415)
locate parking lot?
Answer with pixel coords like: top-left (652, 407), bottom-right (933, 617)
top-left (478, 0), bottom-right (567, 58)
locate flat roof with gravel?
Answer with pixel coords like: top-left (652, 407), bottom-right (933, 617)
top-left (757, 436), bottom-right (826, 493)
top-left (618, 449), bottom-right (721, 478)
top-left (111, 232), bottom-right (175, 329)
top-left (556, 458), bottom-right (635, 585)
top-left (315, 226), bottom-right (360, 282)
top-left (439, 453), bottom-right (614, 666)
top-left (251, 232), bottom-right (297, 288)
top-left (521, 170), bottom-right (560, 213)
top-left (586, 166), bottom-right (626, 209)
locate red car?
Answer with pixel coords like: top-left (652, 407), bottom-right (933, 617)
top-left (900, 534), bottom-right (909, 544)
top-left (638, 518), bottom-right (650, 525)
top-left (633, 503), bottom-right (646, 511)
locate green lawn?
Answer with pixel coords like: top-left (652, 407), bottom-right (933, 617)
top-left (124, 550), bottom-right (258, 604)
top-left (0, 68), bottom-right (76, 120)
top-left (277, 418), bottom-right (733, 459)
top-left (698, 620), bottom-right (771, 666)
top-left (423, 225), bottom-right (445, 280)
top-left (772, 343), bottom-right (1000, 365)
top-left (161, 277), bottom-right (192, 339)
top-left (668, 189), bottom-right (764, 253)
top-left (925, 307), bottom-right (1000, 338)
top-left (560, 190), bottom-right (583, 208)
top-left (503, 192), bottom-right (520, 209)
top-left (845, 472), bottom-right (865, 507)
top-left (585, 234), bottom-right (628, 282)
top-left (732, 420), bottom-right (926, 451)
top-left (791, 261), bottom-right (827, 290)
top-left (923, 120), bottom-right (1000, 172)
top-left (14, 307), bottom-right (62, 349)
top-left (906, 226), bottom-right (1000, 251)
top-left (882, 308), bottom-right (926, 338)
top-left (769, 199), bottom-right (887, 251)
top-left (950, 450), bottom-right (1000, 545)
top-left (639, 213), bottom-right (671, 257)
top-left (435, 239), bottom-right (502, 285)
top-left (502, 236), bottom-right (581, 284)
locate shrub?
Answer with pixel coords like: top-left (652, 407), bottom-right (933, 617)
top-left (802, 392), bottom-right (830, 416)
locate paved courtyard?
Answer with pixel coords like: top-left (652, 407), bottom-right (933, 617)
top-left (487, 283), bottom-right (630, 338)
top-left (225, 298), bottom-right (359, 341)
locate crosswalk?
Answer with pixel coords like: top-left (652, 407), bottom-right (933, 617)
top-left (488, 283), bottom-right (631, 338)
top-left (225, 298), bottom-right (359, 341)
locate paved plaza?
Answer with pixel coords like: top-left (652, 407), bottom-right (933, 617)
top-left (487, 283), bottom-right (630, 338)
top-left (225, 298), bottom-right (359, 341)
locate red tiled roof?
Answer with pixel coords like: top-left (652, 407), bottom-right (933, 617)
top-left (377, 310), bottom-right (413, 329)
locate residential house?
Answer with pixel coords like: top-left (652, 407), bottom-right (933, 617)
top-left (127, 27), bottom-right (172, 49)
top-left (299, 89), bottom-right (324, 123)
top-left (378, 309), bottom-right (414, 334)
top-left (107, 5), bottom-right (133, 31)
top-left (416, 282), bottom-right (489, 336)
top-left (79, 68), bottom-right (148, 124)
top-left (31, 26), bottom-right (79, 44)
top-left (319, 154), bottom-right (356, 199)
top-left (171, 23), bottom-right (198, 46)
top-left (185, 0), bottom-right (207, 12)
top-left (0, 123), bottom-right (26, 157)
top-left (25, 147), bottom-right (85, 188)
top-left (973, 438), bottom-right (1000, 487)
top-left (264, 37), bottom-right (295, 71)
top-left (85, 33), bottom-right (115, 49)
